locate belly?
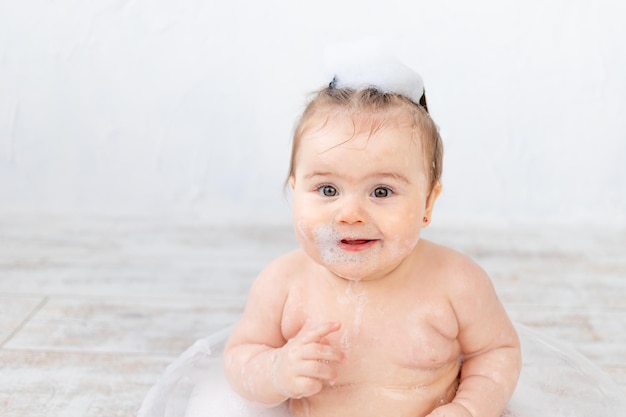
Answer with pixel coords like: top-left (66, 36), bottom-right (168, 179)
top-left (289, 363), bottom-right (460, 417)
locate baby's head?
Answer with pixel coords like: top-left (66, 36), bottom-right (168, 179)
top-left (287, 44), bottom-right (444, 280)
top-left (287, 85), bottom-right (443, 196)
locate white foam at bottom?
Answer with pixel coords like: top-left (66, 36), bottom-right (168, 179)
top-left (138, 324), bottom-right (626, 417)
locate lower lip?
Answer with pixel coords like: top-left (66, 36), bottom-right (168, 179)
top-left (338, 239), bottom-right (379, 252)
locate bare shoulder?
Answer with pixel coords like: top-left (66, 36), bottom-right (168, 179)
top-left (416, 237), bottom-right (500, 317)
top-left (419, 239), bottom-right (514, 340)
top-left (418, 239), bottom-right (494, 295)
top-left (254, 248), bottom-right (310, 286)
top-left (245, 248), bottom-right (312, 302)
top-left (227, 249), bottom-right (311, 347)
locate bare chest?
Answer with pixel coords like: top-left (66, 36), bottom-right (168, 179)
top-left (282, 281), bottom-right (461, 380)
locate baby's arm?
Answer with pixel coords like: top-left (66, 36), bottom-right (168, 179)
top-left (223, 256), bottom-right (344, 406)
top-left (430, 255), bottom-right (521, 417)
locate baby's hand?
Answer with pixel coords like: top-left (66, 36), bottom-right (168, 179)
top-left (271, 321), bottom-right (345, 399)
top-left (427, 402), bottom-right (473, 417)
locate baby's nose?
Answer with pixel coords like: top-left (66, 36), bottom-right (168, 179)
top-left (335, 196), bottom-right (367, 224)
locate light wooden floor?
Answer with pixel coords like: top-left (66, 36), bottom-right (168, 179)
top-left (1, 215), bottom-right (624, 416)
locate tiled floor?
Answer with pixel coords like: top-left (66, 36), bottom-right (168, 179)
top-left (1, 215), bottom-right (624, 416)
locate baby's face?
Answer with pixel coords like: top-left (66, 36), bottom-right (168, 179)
top-left (290, 111), bottom-right (436, 281)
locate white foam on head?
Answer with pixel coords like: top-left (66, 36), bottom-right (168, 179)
top-left (324, 37), bottom-right (425, 104)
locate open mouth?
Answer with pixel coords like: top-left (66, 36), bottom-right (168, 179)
top-left (341, 239), bottom-right (372, 245)
top-left (338, 239), bottom-right (378, 251)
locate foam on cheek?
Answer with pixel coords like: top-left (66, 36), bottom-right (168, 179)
top-left (384, 213), bottom-right (422, 258)
top-left (311, 223), bottom-right (382, 268)
top-left (298, 219), bottom-right (419, 280)
top-left (311, 223), bottom-right (341, 263)
top-left (298, 220), bottom-right (352, 265)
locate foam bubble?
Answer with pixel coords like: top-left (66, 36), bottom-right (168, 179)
top-left (324, 37), bottom-right (425, 104)
top-left (311, 223), bottom-right (381, 267)
top-left (339, 282), bottom-right (368, 351)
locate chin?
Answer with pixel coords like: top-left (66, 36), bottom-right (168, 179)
top-left (326, 263), bottom-right (389, 282)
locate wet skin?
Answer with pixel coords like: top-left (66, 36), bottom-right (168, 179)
top-left (223, 110), bottom-right (521, 417)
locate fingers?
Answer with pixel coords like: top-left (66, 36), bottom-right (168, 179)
top-left (272, 348), bottom-right (339, 398)
top-left (271, 321), bottom-right (344, 398)
top-left (301, 358), bottom-right (339, 381)
top-left (288, 377), bottom-right (324, 399)
top-left (300, 321), bottom-right (342, 344)
top-left (301, 343), bottom-right (345, 363)
top-left (297, 322), bottom-right (345, 364)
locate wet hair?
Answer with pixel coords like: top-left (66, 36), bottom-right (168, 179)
top-left (287, 86), bottom-right (443, 193)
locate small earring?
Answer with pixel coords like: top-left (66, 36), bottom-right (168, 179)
top-left (423, 216), bottom-right (429, 224)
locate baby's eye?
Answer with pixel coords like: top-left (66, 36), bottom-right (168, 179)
top-left (318, 185), bottom-right (338, 197)
top-left (371, 187), bottom-right (393, 198)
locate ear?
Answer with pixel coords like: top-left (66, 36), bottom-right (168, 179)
top-left (289, 176), bottom-right (296, 190)
top-left (422, 181), bottom-right (442, 227)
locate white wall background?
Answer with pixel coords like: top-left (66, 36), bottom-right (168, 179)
top-left (1, 0), bottom-right (625, 227)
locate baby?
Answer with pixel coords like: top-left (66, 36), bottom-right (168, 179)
top-left (223, 52), bottom-right (521, 417)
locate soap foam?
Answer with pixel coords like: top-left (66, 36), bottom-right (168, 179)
top-left (339, 282), bottom-right (368, 351)
top-left (309, 223), bottom-right (384, 281)
top-left (324, 37), bottom-right (425, 105)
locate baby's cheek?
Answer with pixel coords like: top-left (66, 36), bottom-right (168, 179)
top-left (386, 235), bottom-right (419, 260)
top-left (390, 214), bottom-right (421, 244)
top-left (295, 220), bottom-right (332, 263)
top-left (299, 220), bottom-right (327, 241)
top-left (389, 236), bottom-right (421, 262)
top-left (295, 219), bottom-right (312, 242)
